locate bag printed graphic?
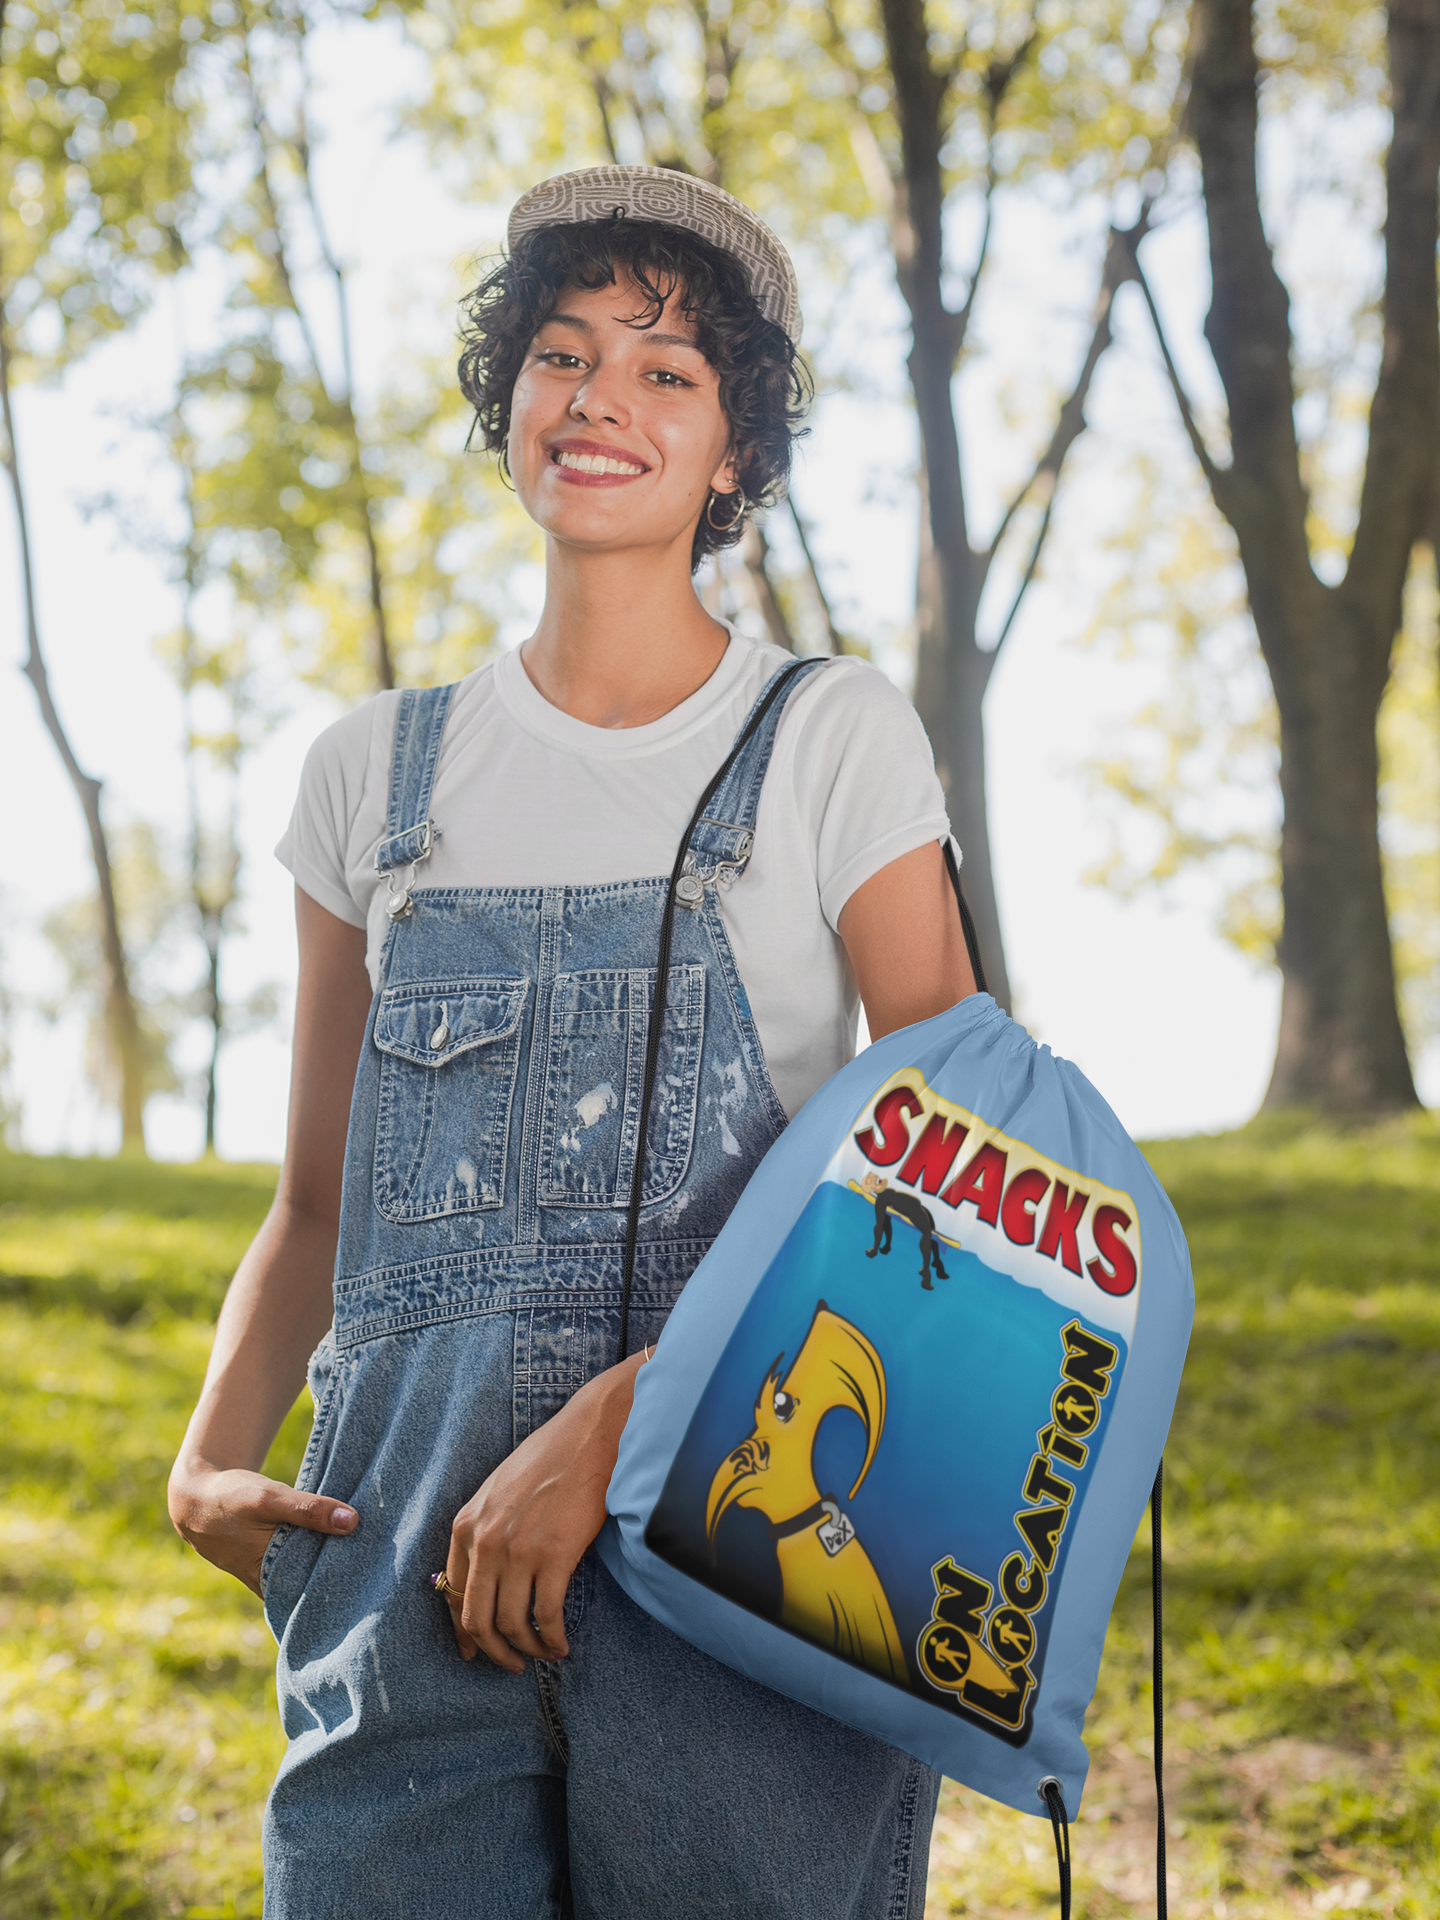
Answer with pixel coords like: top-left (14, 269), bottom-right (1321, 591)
top-left (601, 994), bottom-right (1192, 1817)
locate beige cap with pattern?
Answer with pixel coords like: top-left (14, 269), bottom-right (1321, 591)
top-left (507, 165), bottom-right (802, 348)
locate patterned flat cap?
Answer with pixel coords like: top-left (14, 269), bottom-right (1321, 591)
top-left (507, 165), bottom-right (802, 347)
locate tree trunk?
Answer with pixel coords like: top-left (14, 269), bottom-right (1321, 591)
top-left (878, 0), bottom-right (1013, 1007)
top-left (910, 450), bottom-right (1010, 1004)
top-left (1, 300), bottom-right (148, 1151)
top-left (201, 916), bottom-right (222, 1154)
top-left (1184, 0), bottom-right (1438, 1110)
top-left (1265, 588), bottom-right (1415, 1107)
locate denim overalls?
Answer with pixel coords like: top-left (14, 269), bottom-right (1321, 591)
top-left (259, 665), bottom-right (940, 1920)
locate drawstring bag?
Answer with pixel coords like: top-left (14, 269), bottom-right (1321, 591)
top-left (603, 996), bottom-right (1191, 1843)
top-left (599, 659), bottom-right (1192, 1909)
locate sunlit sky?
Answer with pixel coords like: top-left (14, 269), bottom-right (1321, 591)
top-left (3, 17), bottom-right (1432, 1161)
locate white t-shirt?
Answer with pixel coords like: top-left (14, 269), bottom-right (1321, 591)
top-left (276, 632), bottom-right (952, 1118)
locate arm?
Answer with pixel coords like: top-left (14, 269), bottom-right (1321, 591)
top-left (166, 886), bottom-right (374, 1595)
top-left (838, 838), bottom-right (977, 1037)
top-left (438, 839), bottom-right (976, 1670)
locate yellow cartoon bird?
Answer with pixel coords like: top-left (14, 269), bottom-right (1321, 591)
top-left (705, 1303), bottom-right (906, 1685)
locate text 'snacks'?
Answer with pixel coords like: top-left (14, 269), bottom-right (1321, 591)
top-left (601, 992), bottom-right (1193, 1817)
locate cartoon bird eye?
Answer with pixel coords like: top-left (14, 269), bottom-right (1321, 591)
top-left (772, 1389), bottom-right (798, 1423)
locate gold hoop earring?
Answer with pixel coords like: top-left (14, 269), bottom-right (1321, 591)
top-left (706, 489), bottom-right (747, 532)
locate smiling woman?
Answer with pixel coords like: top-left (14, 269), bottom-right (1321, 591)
top-left (457, 211), bottom-right (810, 568)
top-left (166, 164), bottom-right (975, 1920)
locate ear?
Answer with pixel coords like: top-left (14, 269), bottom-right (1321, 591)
top-left (708, 442), bottom-right (742, 497)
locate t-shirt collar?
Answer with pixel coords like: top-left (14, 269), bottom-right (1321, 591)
top-left (493, 628), bottom-right (756, 758)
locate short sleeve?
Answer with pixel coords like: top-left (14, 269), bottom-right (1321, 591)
top-left (785, 660), bottom-right (953, 930)
top-left (274, 701), bottom-right (388, 928)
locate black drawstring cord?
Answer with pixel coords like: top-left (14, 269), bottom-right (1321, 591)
top-left (616, 659), bottom-right (815, 1363)
top-left (1037, 1777), bottom-right (1072, 1920)
top-left (941, 837), bottom-right (988, 997)
top-left (1035, 1460), bottom-right (1167, 1920)
top-left (1152, 1456), bottom-right (1168, 1919)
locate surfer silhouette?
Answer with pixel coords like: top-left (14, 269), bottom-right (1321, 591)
top-left (860, 1172), bottom-right (949, 1290)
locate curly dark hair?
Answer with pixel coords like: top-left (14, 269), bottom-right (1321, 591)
top-left (457, 217), bottom-right (810, 571)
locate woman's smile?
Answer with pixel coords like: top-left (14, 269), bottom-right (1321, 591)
top-left (547, 436), bottom-right (651, 484)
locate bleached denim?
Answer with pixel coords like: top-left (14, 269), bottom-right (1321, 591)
top-left (259, 670), bottom-right (940, 1918)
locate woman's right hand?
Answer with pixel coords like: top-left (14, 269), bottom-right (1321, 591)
top-left (168, 1461), bottom-right (358, 1598)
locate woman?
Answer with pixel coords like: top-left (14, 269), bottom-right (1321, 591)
top-left (169, 165), bottom-right (976, 1919)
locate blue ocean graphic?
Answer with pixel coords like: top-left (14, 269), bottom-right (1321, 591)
top-left (647, 1179), bottom-right (1127, 1743)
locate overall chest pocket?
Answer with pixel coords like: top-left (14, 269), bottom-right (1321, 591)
top-left (539, 965), bottom-right (706, 1211)
top-left (373, 977), bottom-right (529, 1221)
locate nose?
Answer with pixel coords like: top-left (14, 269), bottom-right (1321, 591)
top-left (569, 363), bottom-right (628, 428)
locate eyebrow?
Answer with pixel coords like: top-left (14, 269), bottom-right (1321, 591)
top-left (539, 311), bottom-right (702, 353)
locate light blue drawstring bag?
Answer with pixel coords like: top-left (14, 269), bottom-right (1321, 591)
top-left (599, 990), bottom-right (1192, 1836)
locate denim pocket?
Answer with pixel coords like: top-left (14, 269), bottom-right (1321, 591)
top-left (261, 1332), bottom-right (347, 1635)
top-left (539, 965), bottom-right (706, 1209)
top-left (373, 976), bottom-right (529, 1221)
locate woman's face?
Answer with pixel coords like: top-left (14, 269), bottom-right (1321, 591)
top-left (507, 270), bottom-right (738, 560)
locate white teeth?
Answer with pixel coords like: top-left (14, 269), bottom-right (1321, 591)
top-left (556, 449), bottom-right (643, 476)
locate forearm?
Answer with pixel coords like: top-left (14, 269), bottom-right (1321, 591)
top-left (565, 1348), bottom-right (648, 1480)
top-left (440, 1347), bottom-right (648, 1666)
top-left (175, 1196), bottom-right (340, 1476)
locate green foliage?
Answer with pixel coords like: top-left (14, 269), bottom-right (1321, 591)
top-left (4, 1120), bottom-right (1440, 1914)
top-left (0, 0), bottom-right (213, 370)
top-left (183, 337), bottom-right (534, 696)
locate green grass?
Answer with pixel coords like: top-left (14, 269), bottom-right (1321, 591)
top-left (0, 1154), bottom-right (303, 1920)
top-left (2, 1118), bottom-right (1438, 1917)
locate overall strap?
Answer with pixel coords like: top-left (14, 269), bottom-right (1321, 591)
top-left (374, 683), bottom-right (456, 915)
top-left (676, 656), bottom-right (829, 908)
top-left (618, 654), bottom-right (826, 1360)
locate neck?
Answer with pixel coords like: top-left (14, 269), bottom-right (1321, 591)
top-left (521, 531), bottom-right (729, 729)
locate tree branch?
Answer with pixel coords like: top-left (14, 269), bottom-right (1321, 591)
top-left (984, 216), bottom-right (1144, 582)
top-left (259, 22), bottom-right (396, 689)
top-left (1125, 234), bottom-right (1238, 520)
top-left (1341, 0), bottom-right (1440, 640)
top-left (738, 521), bottom-right (796, 652)
top-left (558, 0), bottom-right (620, 162)
top-left (1186, 0), bottom-right (1307, 552)
top-left (238, 43), bottom-right (330, 397)
top-left (2, 265), bottom-right (147, 1149)
top-left (948, 146), bottom-right (994, 363)
top-left (949, 22), bottom-right (1037, 361)
top-left (787, 494), bottom-right (845, 654)
top-left (984, 489), bottom-right (1055, 662)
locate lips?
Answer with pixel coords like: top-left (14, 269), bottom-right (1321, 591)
top-left (547, 438), bottom-right (650, 486)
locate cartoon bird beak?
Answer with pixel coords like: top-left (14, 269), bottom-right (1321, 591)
top-left (705, 1422), bottom-right (774, 1551)
top-left (704, 1305), bottom-right (887, 1553)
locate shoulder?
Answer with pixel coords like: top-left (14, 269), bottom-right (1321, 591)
top-left (779, 656), bottom-right (939, 777)
top-left (298, 690), bottom-right (402, 794)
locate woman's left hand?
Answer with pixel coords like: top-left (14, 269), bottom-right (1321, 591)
top-left (440, 1351), bottom-right (646, 1670)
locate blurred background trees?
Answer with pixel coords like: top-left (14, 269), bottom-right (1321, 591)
top-left (2, 0), bottom-right (1437, 1152)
